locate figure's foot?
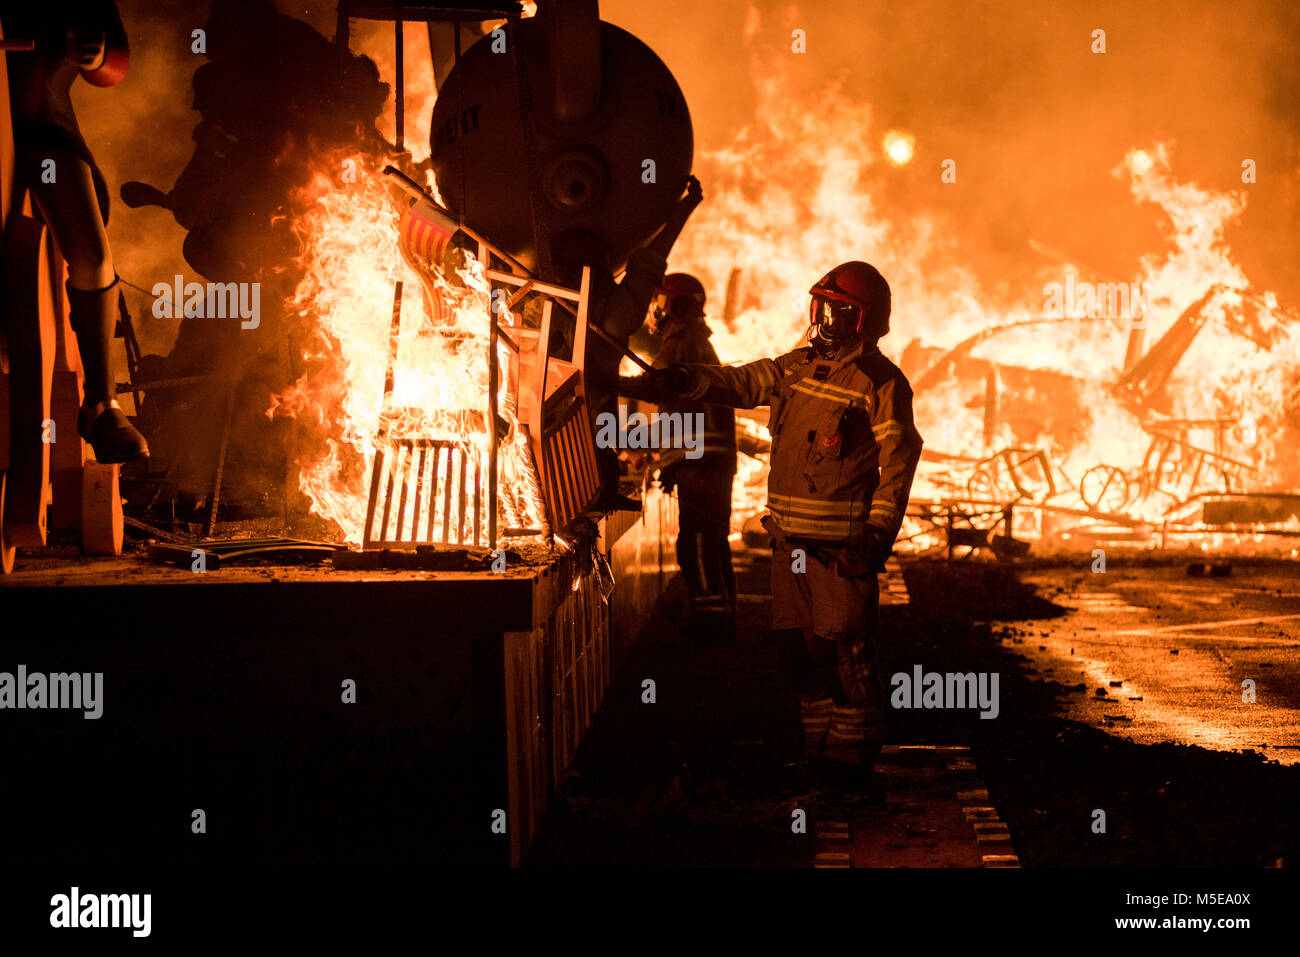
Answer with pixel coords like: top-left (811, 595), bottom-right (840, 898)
top-left (78, 401), bottom-right (149, 464)
top-left (685, 596), bottom-right (736, 644)
top-left (818, 706), bottom-right (881, 790)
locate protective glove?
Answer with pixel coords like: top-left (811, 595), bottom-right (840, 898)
top-left (865, 526), bottom-right (894, 572)
top-left (647, 363), bottom-right (692, 397)
top-left (836, 528), bottom-right (892, 578)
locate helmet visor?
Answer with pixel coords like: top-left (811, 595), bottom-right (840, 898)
top-left (649, 292), bottom-right (672, 334)
top-left (810, 296), bottom-right (862, 341)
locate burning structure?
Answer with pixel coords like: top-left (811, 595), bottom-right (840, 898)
top-left (676, 125), bottom-right (1300, 559)
top-left (1, 0), bottom-right (1299, 883)
top-left (0, 0), bottom-right (698, 864)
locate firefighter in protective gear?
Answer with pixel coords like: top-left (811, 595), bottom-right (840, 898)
top-left (580, 176), bottom-right (704, 511)
top-left (624, 274), bottom-right (738, 639)
top-left (634, 261), bottom-right (923, 778)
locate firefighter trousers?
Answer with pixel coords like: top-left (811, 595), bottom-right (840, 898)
top-left (673, 466), bottom-right (736, 628)
top-left (771, 543), bottom-right (884, 765)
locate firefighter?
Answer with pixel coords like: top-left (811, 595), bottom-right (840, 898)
top-left (630, 261), bottom-right (923, 781)
top-left (3, 0), bottom-right (148, 462)
top-left (627, 274), bottom-right (738, 640)
top-left (577, 175), bottom-right (703, 511)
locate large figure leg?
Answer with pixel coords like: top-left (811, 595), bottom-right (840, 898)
top-left (29, 147), bottom-right (147, 463)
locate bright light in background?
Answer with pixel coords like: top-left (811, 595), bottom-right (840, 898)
top-left (1130, 148), bottom-right (1153, 174)
top-left (882, 129), bottom-right (916, 166)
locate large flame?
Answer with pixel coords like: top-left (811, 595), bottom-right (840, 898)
top-left (272, 23), bottom-right (1297, 553)
top-left (269, 148), bottom-right (544, 544)
top-left (672, 66), bottom-right (1299, 545)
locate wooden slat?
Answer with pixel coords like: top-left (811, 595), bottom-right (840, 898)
top-left (426, 444), bottom-right (441, 542)
top-left (474, 456), bottom-right (482, 546)
top-left (394, 442), bottom-right (412, 541)
top-left (457, 447), bottom-right (467, 543)
top-left (442, 446), bottom-right (454, 541)
top-left (412, 443), bottom-right (428, 539)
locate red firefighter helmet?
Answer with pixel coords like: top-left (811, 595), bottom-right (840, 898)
top-left (808, 261), bottom-right (891, 346)
top-left (650, 272), bottom-right (707, 334)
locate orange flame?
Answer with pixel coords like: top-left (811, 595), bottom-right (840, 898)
top-left (270, 149), bottom-right (544, 544)
top-left (672, 63), bottom-right (1298, 541)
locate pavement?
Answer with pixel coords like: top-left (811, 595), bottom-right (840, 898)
top-left (1009, 561), bottom-right (1300, 764)
top-left (527, 547), bottom-right (1018, 867)
top-left (528, 551), bottom-right (1300, 867)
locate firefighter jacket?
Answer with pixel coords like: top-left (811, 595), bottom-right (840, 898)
top-left (680, 341), bottom-right (923, 547)
top-left (652, 321), bottom-right (737, 475)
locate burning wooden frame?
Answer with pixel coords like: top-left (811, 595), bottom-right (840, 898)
top-left (361, 169), bottom-right (601, 552)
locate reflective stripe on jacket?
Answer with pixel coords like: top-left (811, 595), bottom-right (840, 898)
top-left (683, 342), bottom-right (922, 545)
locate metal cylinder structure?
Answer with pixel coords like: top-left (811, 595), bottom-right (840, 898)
top-left (429, 6), bottom-right (693, 280)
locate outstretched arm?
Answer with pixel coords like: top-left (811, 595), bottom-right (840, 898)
top-left (642, 174), bottom-right (702, 263)
top-left (602, 176), bottom-right (704, 339)
top-left (623, 354), bottom-right (788, 410)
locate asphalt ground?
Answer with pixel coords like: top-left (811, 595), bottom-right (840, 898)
top-left (528, 551), bottom-right (1300, 868)
top-left (1013, 563), bottom-right (1300, 762)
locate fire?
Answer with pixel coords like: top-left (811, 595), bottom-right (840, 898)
top-left (269, 148), bottom-right (544, 544)
top-left (673, 64), bottom-right (1299, 549)
top-left (882, 130), bottom-right (916, 167)
top-left (271, 28), bottom-right (1297, 555)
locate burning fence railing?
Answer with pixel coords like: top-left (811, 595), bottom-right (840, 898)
top-left (270, 152), bottom-right (601, 549)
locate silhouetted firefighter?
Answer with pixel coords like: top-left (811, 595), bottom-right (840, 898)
top-left (631, 261), bottom-right (924, 784)
top-left (623, 272), bottom-right (738, 640)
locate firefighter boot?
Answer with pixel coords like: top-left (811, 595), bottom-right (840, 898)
top-left (819, 704), bottom-right (883, 789)
top-left (799, 691), bottom-right (834, 759)
top-left (818, 638), bottom-right (884, 788)
top-left (798, 635), bottom-right (839, 760)
top-left (67, 280), bottom-right (148, 464)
